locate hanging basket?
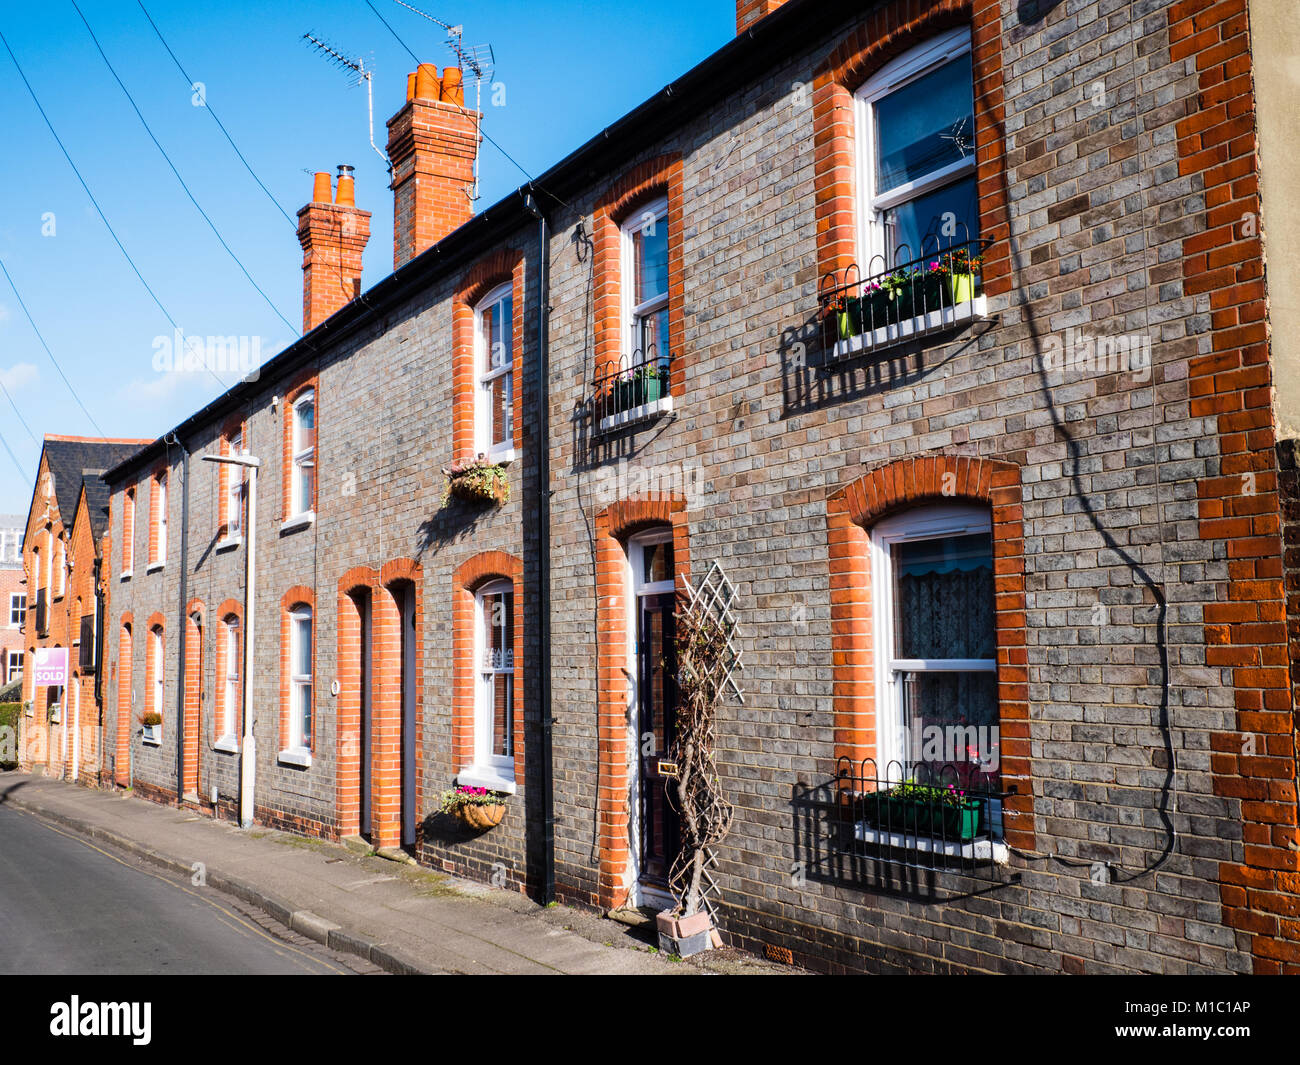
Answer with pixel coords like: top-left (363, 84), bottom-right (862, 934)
top-left (441, 457), bottom-right (510, 507)
top-left (456, 803), bottom-right (506, 831)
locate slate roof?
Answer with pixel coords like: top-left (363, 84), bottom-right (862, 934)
top-left (38, 437), bottom-right (149, 545)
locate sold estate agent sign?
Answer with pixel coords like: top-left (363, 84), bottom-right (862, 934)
top-left (33, 647), bottom-right (68, 687)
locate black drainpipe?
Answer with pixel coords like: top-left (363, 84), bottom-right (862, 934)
top-left (167, 432), bottom-right (190, 803)
top-left (524, 190), bottom-right (555, 905)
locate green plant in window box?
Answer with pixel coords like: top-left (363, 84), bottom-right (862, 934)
top-left (618, 362), bottom-right (667, 411)
top-left (866, 780), bottom-right (983, 841)
top-left (441, 454), bottom-right (509, 506)
top-left (946, 245), bottom-right (984, 305)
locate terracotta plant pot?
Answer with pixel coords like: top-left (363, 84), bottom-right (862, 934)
top-left (457, 803), bottom-right (506, 831)
top-left (656, 909), bottom-right (712, 939)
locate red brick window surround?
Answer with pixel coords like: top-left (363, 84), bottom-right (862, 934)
top-left (452, 551), bottom-right (525, 790)
top-left (218, 419), bottom-right (248, 542)
top-left (591, 495), bottom-right (690, 910)
top-left (452, 249), bottom-right (525, 464)
top-left (592, 154), bottom-right (685, 398)
top-left (148, 468), bottom-right (167, 568)
top-left (825, 456), bottom-right (1032, 848)
top-left (143, 613), bottom-right (166, 744)
top-left (182, 600), bottom-right (203, 797)
top-left (114, 615), bottom-right (133, 784)
top-left (214, 599), bottom-right (243, 749)
top-left (279, 586), bottom-right (316, 764)
top-left (812, 0), bottom-right (1009, 295)
top-left (122, 484), bottom-right (136, 575)
top-left (281, 374), bottom-right (318, 524)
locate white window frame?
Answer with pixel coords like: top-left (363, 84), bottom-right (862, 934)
top-left (474, 282), bottom-right (516, 463)
top-left (869, 503), bottom-right (997, 777)
top-left (620, 196), bottom-right (669, 363)
top-left (854, 26), bottom-right (975, 269)
top-left (54, 536), bottom-right (65, 598)
top-left (8, 592), bottom-right (24, 628)
top-left (122, 487), bottom-right (135, 577)
top-left (291, 391), bottom-right (316, 520)
top-left (283, 605), bottom-right (313, 762)
top-left (465, 579), bottom-right (515, 787)
top-left (146, 626), bottom-right (164, 745)
top-left (216, 615), bottom-right (240, 751)
top-left (6, 650), bottom-right (21, 684)
top-left (224, 428), bottom-right (245, 542)
top-left (152, 472), bottom-right (168, 569)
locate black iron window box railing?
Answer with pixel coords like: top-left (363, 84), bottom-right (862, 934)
top-left (819, 237), bottom-right (992, 358)
top-left (593, 348), bottom-right (673, 434)
top-left (835, 756), bottom-right (1010, 877)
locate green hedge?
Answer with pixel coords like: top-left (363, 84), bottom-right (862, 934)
top-left (0, 701), bottom-right (20, 770)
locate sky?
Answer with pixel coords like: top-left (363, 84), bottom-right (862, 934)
top-left (0, 0), bottom-right (733, 512)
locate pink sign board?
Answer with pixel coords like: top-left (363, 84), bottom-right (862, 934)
top-left (33, 647), bottom-right (68, 687)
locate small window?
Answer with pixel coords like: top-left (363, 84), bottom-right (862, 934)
top-left (475, 283), bottom-right (514, 459)
top-left (220, 615), bottom-right (240, 744)
top-left (224, 427), bottom-right (245, 539)
top-left (474, 580), bottom-right (514, 776)
top-left (9, 593), bottom-right (25, 627)
top-left (856, 28), bottom-right (977, 266)
top-left (148, 625), bottom-right (165, 742)
top-left (6, 651), bottom-right (21, 684)
top-left (123, 486), bottom-right (136, 574)
top-left (54, 537), bottom-right (65, 597)
top-left (621, 197), bottom-right (669, 361)
top-left (288, 605), bottom-right (312, 750)
top-left (291, 391), bottom-right (315, 517)
top-left (870, 504), bottom-right (998, 787)
top-left (153, 471), bottom-right (168, 564)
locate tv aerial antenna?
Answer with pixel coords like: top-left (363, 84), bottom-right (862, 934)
top-left (302, 32), bottom-right (391, 173)
top-left (388, 0), bottom-right (495, 204)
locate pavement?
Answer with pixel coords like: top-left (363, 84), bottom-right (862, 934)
top-left (0, 771), bottom-right (797, 976)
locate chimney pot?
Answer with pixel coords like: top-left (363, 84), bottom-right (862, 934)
top-left (406, 72), bottom-right (417, 101)
top-left (335, 164), bottom-right (356, 207)
top-left (312, 170), bottom-right (332, 204)
top-left (414, 63), bottom-right (440, 101)
top-left (441, 66), bottom-right (464, 107)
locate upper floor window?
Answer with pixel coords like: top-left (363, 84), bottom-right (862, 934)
top-left (151, 471), bottom-right (168, 565)
top-left (475, 283), bottom-right (514, 460)
top-left (474, 580), bottom-right (514, 777)
top-left (123, 485), bottom-right (136, 574)
top-left (870, 504), bottom-right (998, 787)
top-left (856, 28), bottom-right (977, 267)
top-left (223, 427), bottom-right (245, 540)
top-left (621, 197), bottom-right (669, 361)
top-left (9, 593), bottom-right (25, 626)
top-left (54, 536), bottom-right (65, 598)
top-left (287, 604), bottom-right (313, 752)
top-left (291, 391), bottom-right (315, 517)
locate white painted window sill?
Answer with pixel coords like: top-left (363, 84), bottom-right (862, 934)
top-left (598, 394), bottom-right (673, 435)
top-left (142, 729), bottom-right (161, 747)
top-left (146, 561), bottom-right (165, 574)
top-left (487, 447), bottom-right (517, 466)
top-left (457, 766), bottom-right (517, 795)
top-left (213, 735), bottom-right (239, 754)
top-left (120, 570), bottom-right (133, 581)
top-left (280, 511), bottom-right (315, 534)
top-left (216, 537), bottom-right (243, 553)
top-left (278, 747), bottom-right (312, 768)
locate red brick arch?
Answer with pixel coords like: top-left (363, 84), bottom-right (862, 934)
top-left (452, 249), bottom-right (526, 462)
top-left (825, 455), bottom-right (1032, 847)
top-left (591, 494), bottom-right (691, 909)
top-left (593, 153), bottom-right (685, 395)
top-left (811, 0), bottom-right (1010, 295)
top-left (452, 551), bottom-right (524, 786)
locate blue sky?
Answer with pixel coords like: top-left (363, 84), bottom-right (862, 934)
top-left (0, 0), bottom-right (733, 510)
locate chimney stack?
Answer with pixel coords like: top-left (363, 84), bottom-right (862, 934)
top-left (386, 63), bottom-right (479, 270)
top-left (735, 0), bottom-right (788, 34)
top-left (296, 165), bottom-right (371, 332)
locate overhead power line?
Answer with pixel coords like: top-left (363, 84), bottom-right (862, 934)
top-left (0, 25), bottom-right (230, 392)
top-left (72, 1), bottom-right (300, 341)
top-left (134, 0), bottom-right (297, 228)
top-left (0, 254), bottom-right (106, 437)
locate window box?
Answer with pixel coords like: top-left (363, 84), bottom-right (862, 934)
top-left (594, 351), bottom-right (673, 434)
top-left (442, 456), bottom-right (509, 506)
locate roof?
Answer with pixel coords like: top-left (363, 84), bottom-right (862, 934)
top-left (104, 0), bottom-right (856, 484)
top-left (77, 471), bottom-right (116, 544)
top-left (35, 436), bottom-right (151, 537)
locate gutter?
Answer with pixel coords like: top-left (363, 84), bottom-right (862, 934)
top-left (166, 433), bottom-right (190, 803)
top-left (523, 190), bottom-right (555, 905)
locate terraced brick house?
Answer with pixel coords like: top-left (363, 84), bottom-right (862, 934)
top-left (94, 0), bottom-right (1300, 974)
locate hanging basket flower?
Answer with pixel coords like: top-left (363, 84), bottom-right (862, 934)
top-left (441, 454), bottom-right (509, 507)
top-left (440, 785), bottom-right (508, 830)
